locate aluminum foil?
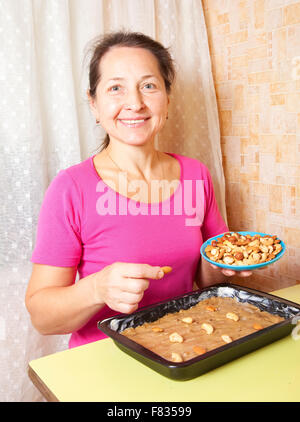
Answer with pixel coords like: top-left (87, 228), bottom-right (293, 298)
top-left (108, 283), bottom-right (300, 333)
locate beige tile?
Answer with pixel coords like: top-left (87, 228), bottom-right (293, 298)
top-left (284, 3), bottom-right (300, 25)
top-left (270, 94), bottom-right (285, 105)
top-left (273, 28), bottom-right (287, 61)
top-left (269, 184), bottom-right (283, 213)
top-left (217, 13), bottom-right (229, 24)
top-left (259, 134), bottom-right (278, 154)
top-left (233, 126), bottom-right (248, 136)
top-left (284, 227), bottom-right (300, 247)
top-left (217, 23), bottom-right (231, 35)
top-left (231, 55), bottom-right (248, 67)
top-left (219, 110), bottom-right (232, 135)
top-left (286, 93), bottom-right (300, 112)
top-left (270, 82), bottom-right (289, 93)
top-left (248, 70), bottom-right (279, 84)
top-left (254, 31), bottom-right (268, 45)
top-left (254, 0), bottom-right (265, 29)
top-left (238, 1), bottom-right (250, 23)
top-left (276, 135), bottom-right (297, 163)
top-left (256, 209), bottom-right (267, 231)
top-left (253, 182), bottom-right (268, 196)
top-left (205, 0), bottom-right (300, 290)
top-left (266, 7), bottom-right (283, 30)
top-left (233, 85), bottom-right (244, 111)
top-left (248, 45), bottom-right (268, 60)
top-left (225, 30), bottom-right (248, 45)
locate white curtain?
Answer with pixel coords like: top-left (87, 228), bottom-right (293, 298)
top-left (0, 0), bottom-right (226, 401)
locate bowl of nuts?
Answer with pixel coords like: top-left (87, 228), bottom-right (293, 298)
top-left (200, 231), bottom-right (286, 271)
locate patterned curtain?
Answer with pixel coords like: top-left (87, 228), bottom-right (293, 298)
top-left (0, 0), bottom-right (226, 401)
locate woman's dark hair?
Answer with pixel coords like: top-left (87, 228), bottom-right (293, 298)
top-left (87, 31), bottom-right (176, 150)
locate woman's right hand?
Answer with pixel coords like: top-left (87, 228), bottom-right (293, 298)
top-left (92, 262), bottom-right (165, 314)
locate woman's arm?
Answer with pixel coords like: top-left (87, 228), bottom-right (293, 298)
top-left (195, 256), bottom-right (252, 289)
top-left (25, 264), bottom-right (104, 335)
top-left (25, 262), bottom-right (165, 335)
top-left (195, 256), bottom-right (228, 288)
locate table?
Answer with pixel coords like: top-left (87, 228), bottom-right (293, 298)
top-left (28, 285), bottom-right (300, 402)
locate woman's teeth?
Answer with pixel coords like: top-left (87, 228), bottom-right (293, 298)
top-left (121, 119), bottom-right (145, 124)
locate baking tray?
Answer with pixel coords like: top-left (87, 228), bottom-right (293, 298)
top-left (98, 283), bottom-right (300, 381)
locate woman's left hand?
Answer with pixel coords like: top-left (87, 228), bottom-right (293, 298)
top-left (209, 263), bottom-right (252, 278)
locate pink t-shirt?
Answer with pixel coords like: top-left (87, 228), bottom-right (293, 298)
top-left (31, 153), bottom-right (228, 348)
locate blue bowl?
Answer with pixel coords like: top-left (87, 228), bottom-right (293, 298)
top-left (200, 231), bottom-right (286, 271)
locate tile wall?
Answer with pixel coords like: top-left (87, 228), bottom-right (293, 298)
top-left (203, 0), bottom-right (300, 291)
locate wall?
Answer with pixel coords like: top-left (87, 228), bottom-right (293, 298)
top-left (203, 0), bottom-right (300, 291)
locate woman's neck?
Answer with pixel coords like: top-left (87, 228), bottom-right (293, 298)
top-left (104, 140), bottom-right (162, 182)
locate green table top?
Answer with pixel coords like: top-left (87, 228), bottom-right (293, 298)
top-left (28, 284), bottom-right (300, 402)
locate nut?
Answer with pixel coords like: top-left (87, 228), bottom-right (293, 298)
top-left (221, 334), bottom-right (233, 343)
top-left (253, 323), bottom-right (263, 330)
top-left (152, 327), bottom-right (164, 332)
top-left (169, 332), bottom-right (184, 343)
top-left (223, 256), bottom-right (234, 265)
top-left (161, 266), bottom-right (172, 274)
top-left (193, 346), bottom-right (207, 355)
top-left (205, 232), bottom-right (283, 267)
top-left (210, 248), bottom-right (219, 256)
top-left (260, 252), bottom-right (268, 263)
top-left (206, 305), bottom-right (216, 312)
top-left (171, 352), bottom-right (183, 362)
top-left (181, 317), bottom-right (193, 324)
top-left (260, 237), bottom-right (274, 246)
top-left (201, 323), bottom-right (214, 334)
top-left (251, 252), bottom-right (261, 263)
top-left (249, 239), bottom-right (259, 247)
top-left (259, 245), bottom-right (269, 253)
top-left (234, 252), bottom-right (244, 261)
top-left (274, 244), bottom-right (282, 255)
top-left (226, 312), bottom-right (239, 322)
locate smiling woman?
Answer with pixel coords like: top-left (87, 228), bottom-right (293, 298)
top-left (26, 31), bottom-right (247, 350)
top-left (87, 31), bottom-right (175, 150)
top-left (88, 46), bottom-right (169, 148)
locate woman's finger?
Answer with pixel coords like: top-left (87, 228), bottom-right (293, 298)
top-left (118, 262), bottom-right (164, 280)
top-left (221, 269), bottom-right (236, 277)
top-left (117, 290), bottom-right (144, 305)
top-left (238, 271), bottom-right (252, 277)
top-left (119, 277), bottom-right (150, 293)
top-left (210, 263), bottom-right (252, 278)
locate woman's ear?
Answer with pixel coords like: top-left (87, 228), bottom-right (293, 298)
top-left (87, 90), bottom-right (98, 120)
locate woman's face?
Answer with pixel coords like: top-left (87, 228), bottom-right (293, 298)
top-left (89, 46), bottom-right (169, 147)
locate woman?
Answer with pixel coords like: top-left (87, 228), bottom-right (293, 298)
top-left (25, 31), bottom-right (251, 348)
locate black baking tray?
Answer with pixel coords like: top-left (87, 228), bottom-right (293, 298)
top-left (98, 283), bottom-right (300, 381)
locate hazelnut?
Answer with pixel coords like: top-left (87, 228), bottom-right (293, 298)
top-left (193, 346), bottom-right (207, 355)
top-left (234, 252), bottom-right (244, 261)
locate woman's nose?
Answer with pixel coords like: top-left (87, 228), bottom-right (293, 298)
top-left (124, 89), bottom-right (144, 111)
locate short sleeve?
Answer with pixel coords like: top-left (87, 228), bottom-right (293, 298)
top-left (31, 170), bottom-right (83, 267)
top-left (201, 166), bottom-right (229, 242)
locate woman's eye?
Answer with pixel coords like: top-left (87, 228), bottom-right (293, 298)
top-left (109, 85), bottom-right (121, 93)
top-left (143, 83), bottom-right (155, 89)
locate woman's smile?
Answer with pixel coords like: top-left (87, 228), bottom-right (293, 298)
top-left (118, 117), bottom-right (150, 128)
